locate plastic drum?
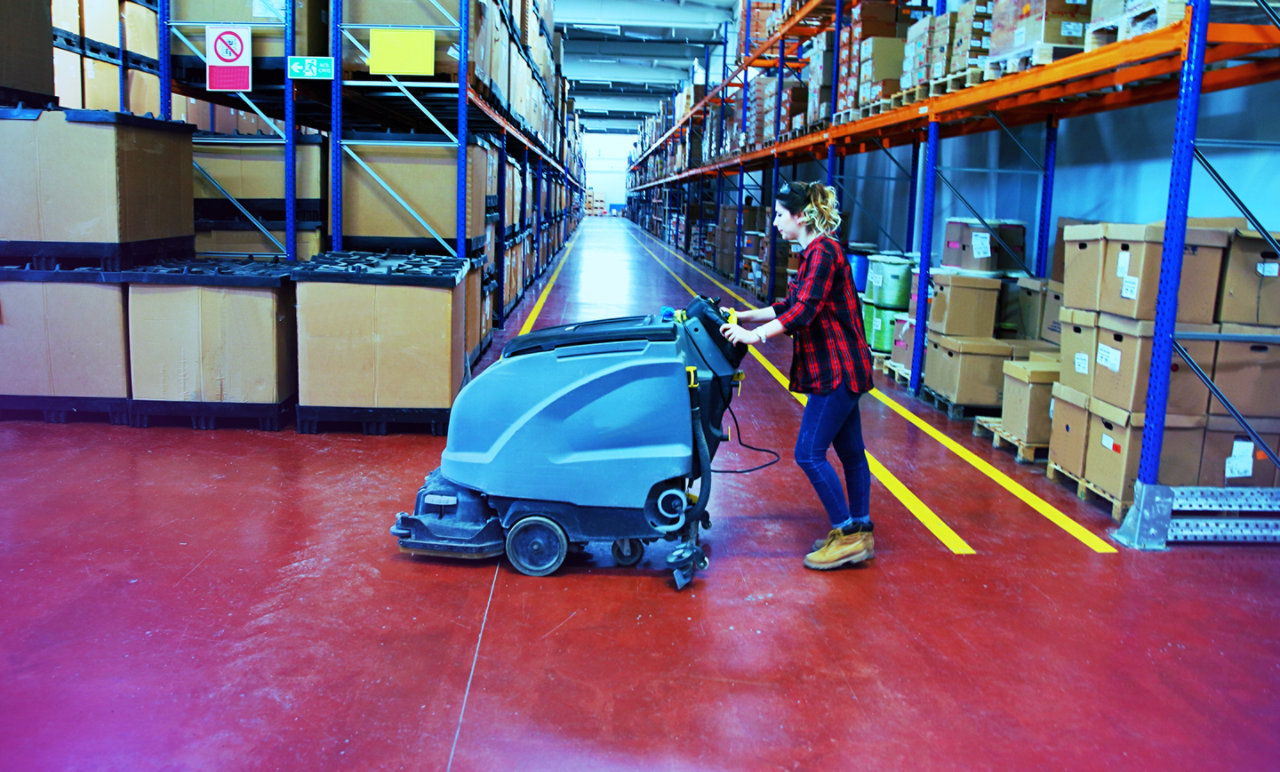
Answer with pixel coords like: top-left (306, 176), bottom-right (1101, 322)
top-left (866, 254), bottom-right (912, 310)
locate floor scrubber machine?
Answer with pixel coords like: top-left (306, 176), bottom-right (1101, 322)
top-left (390, 296), bottom-right (748, 589)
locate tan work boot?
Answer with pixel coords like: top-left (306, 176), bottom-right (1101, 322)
top-left (805, 526), bottom-right (874, 570)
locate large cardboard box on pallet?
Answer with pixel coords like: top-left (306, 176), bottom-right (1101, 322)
top-left (2, 0), bottom-right (55, 97)
top-left (1084, 401), bottom-right (1207, 504)
top-left (1090, 314), bottom-right (1216, 415)
top-left (1199, 416), bottom-right (1280, 488)
top-left (0, 110), bottom-right (194, 257)
top-left (1049, 381), bottom-right (1090, 477)
top-left (127, 280), bottom-right (296, 404)
top-left (0, 274), bottom-right (129, 398)
top-left (1002, 359), bottom-right (1060, 444)
top-left (1184, 217), bottom-right (1280, 326)
top-left (1040, 280), bottom-right (1065, 343)
top-left (52, 49), bottom-right (83, 109)
top-left (296, 278), bottom-right (467, 410)
top-left (891, 314), bottom-right (920, 370)
top-left (340, 142), bottom-right (488, 249)
top-left (928, 270), bottom-right (1002, 337)
top-left (991, 0), bottom-right (1093, 58)
top-left (924, 333), bottom-right (1014, 406)
top-left (1061, 223), bottom-right (1106, 311)
top-left (1210, 324), bottom-right (1280, 418)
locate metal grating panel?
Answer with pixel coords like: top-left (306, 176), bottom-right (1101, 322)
top-left (1170, 486), bottom-right (1280, 512)
top-left (1167, 518), bottom-right (1280, 543)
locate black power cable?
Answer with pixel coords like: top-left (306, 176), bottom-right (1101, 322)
top-left (711, 402), bottom-right (781, 474)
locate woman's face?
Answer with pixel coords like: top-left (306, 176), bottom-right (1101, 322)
top-left (773, 202), bottom-right (805, 242)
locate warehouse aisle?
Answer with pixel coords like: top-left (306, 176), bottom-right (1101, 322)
top-left (3, 216), bottom-right (1279, 769)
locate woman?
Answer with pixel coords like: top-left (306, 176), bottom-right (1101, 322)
top-left (719, 181), bottom-right (876, 570)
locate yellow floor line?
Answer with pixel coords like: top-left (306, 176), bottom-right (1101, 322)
top-left (629, 223), bottom-right (1116, 554)
top-left (626, 229), bottom-right (976, 555)
top-left (519, 228), bottom-right (582, 335)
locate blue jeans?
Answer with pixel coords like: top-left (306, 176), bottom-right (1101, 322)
top-left (795, 385), bottom-right (872, 531)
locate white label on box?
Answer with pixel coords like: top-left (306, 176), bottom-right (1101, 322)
top-left (1225, 455), bottom-right (1254, 479)
top-left (1233, 439), bottom-right (1255, 458)
top-left (932, 61), bottom-right (945, 79)
top-left (1116, 248), bottom-right (1130, 278)
top-left (1062, 21), bottom-right (1085, 38)
top-left (1074, 352), bottom-right (1090, 375)
top-left (1067, 0), bottom-right (1088, 5)
top-left (1102, 434), bottom-right (1120, 453)
top-left (1097, 343), bottom-right (1122, 372)
top-left (1121, 276), bottom-right (1141, 299)
top-left (1258, 262), bottom-right (1280, 277)
top-left (1014, 27), bottom-right (1027, 47)
top-left (972, 232), bottom-right (992, 259)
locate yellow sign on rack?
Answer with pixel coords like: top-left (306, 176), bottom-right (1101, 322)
top-left (368, 29), bottom-right (436, 76)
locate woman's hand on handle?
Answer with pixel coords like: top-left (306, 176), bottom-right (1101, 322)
top-left (719, 323), bottom-right (764, 347)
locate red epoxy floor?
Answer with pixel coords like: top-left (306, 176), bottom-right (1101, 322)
top-left (3, 217), bottom-right (1278, 769)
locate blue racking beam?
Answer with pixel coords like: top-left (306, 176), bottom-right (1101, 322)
top-left (1137, 0), bottom-right (1211, 486)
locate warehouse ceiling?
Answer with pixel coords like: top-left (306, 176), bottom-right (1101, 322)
top-left (553, 0), bottom-right (738, 135)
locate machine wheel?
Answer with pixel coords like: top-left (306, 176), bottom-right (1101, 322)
top-left (611, 538), bottom-right (645, 567)
top-left (505, 516), bottom-right (568, 577)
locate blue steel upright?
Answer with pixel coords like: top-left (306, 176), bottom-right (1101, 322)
top-left (329, 0), bottom-right (343, 251)
top-left (285, 0), bottom-right (297, 261)
top-left (911, 121), bottom-right (940, 393)
top-left (1137, 0), bottom-right (1212, 488)
top-left (826, 0), bottom-right (844, 187)
top-left (1035, 118), bottom-right (1059, 277)
top-left (159, 1), bottom-right (171, 121)
top-left (456, 0), bottom-right (470, 263)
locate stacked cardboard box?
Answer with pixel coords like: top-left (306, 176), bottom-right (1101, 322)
top-left (902, 17), bottom-right (932, 89)
top-left (928, 12), bottom-right (958, 82)
top-left (859, 36), bottom-right (905, 105)
top-left (805, 31), bottom-right (838, 127)
top-left (1053, 220), bottom-right (1242, 507)
top-left (941, 218), bottom-right (1028, 272)
top-left (836, 25), bottom-right (860, 113)
top-left (951, 1), bottom-right (994, 74)
top-left (991, 0), bottom-right (1093, 59)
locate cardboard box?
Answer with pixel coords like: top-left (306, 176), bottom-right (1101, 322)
top-left (0, 278), bottom-right (129, 398)
top-left (123, 3), bottom-right (159, 59)
top-left (1051, 216), bottom-right (1092, 284)
top-left (1058, 308), bottom-right (1098, 395)
top-left (891, 314), bottom-right (920, 370)
top-left (1091, 315), bottom-right (1216, 414)
top-left (1049, 381), bottom-right (1090, 477)
top-left (924, 333), bottom-right (1013, 406)
top-left (928, 271), bottom-right (1001, 337)
top-left (81, 0), bottom-right (121, 47)
top-left (342, 142), bottom-right (488, 243)
top-left (1085, 402), bottom-right (1207, 504)
top-left (126, 70), bottom-right (161, 117)
top-left (195, 228), bottom-right (322, 260)
top-left (1002, 359), bottom-right (1059, 443)
top-left (0, 110), bottom-right (194, 248)
top-left (1199, 416), bottom-right (1280, 488)
top-left (52, 48), bottom-right (83, 109)
top-left (1040, 280), bottom-right (1065, 344)
top-left (1011, 276), bottom-right (1049, 339)
top-left (194, 141), bottom-right (324, 201)
top-left (1015, 0), bottom-right (1093, 49)
top-left (82, 57), bottom-right (120, 112)
top-left (129, 283), bottom-right (296, 403)
top-left (296, 280), bottom-right (466, 409)
top-left (1029, 350), bottom-right (1061, 363)
top-left (1062, 223), bottom-right (1105, 311)
top-left (942, 219), bottom-right (1027, 272)
top-left (1097, 223), bottom-right (1227, 323)
top-left (1196, 219), bottom-right (1280, 326)
top-left (1210, 324), bottom-right (1280, 418)
top-left (1007, 338), bottom-right (1060, 360)
top-left (50, 0), bottom-right (78, 33)
top-left (859, 37), bottom-right (906, 82)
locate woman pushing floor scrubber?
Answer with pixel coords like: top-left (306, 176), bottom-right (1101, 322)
top-left (718, 181), bottom-right (877, 570)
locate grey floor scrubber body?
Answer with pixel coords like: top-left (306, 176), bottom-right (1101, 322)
top-left (391, 296), bottom-right (748, 589)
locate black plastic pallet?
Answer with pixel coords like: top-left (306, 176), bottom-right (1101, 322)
top-left (919, 385), bottom-right (1001, 422)
top-left (0, 395), bottom-right (129, 425)
top-left (295, 405), bottom-right (450, 436)
top-left (129, 397), bottom-right (296, 431)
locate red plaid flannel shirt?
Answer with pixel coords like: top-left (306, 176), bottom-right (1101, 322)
top-left (771, 235), bottom-right (875, 395)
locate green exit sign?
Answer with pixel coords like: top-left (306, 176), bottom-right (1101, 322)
top-left (287, 56), bottom-right (334, 80)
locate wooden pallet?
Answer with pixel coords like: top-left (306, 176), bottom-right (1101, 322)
top-left (919, 385), bottom-right (1002, 421)
top-left (1087, 0), bottom-right (1186, 51)
top-left (983, 43), bottom-right (1084, 80)
top-left (972, 416), bottom-right (1050, 465)
top-left (1046, 462), bottom-right (1130, 522)
top-left (833, 108), bottom-right (857, 126)
top-left (884, 360), bottom-right (911, 386)
top-left (871, 350), bottom-right (889, 372)
top-left (932, 68), bottom-right (984, 96)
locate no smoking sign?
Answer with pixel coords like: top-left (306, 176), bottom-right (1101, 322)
top-left (206, 26), bottom-right (252, 91)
